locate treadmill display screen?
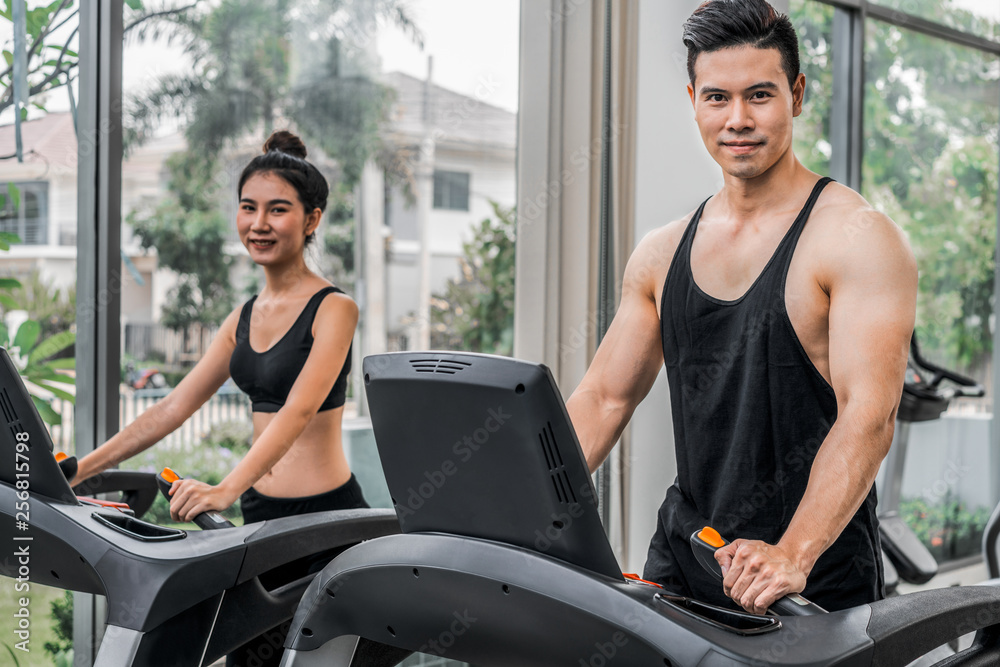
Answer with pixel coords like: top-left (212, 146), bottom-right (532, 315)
top-left (364, 351), bottom-right (623, 580)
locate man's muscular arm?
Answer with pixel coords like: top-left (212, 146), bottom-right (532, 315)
top-left (717, 207), bottom-right (917, 614)
top-left (567, 226), bottom-right (679, 472)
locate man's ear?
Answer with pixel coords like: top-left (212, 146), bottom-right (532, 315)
top-left (791, 72), bottom-right (806, 117)
top-left (688, 83), bottom-right (696, 108)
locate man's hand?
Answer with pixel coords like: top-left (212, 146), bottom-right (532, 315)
top-left (167, 478), bottom-right (237, 523)
top-left (715, 539), bottom-right (808, 615)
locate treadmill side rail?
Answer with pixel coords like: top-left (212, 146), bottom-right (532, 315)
top-left (284, 533), bottom-right (878, 667)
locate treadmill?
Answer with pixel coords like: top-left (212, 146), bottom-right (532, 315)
top-left (281, 351), bottom-right (1000, 667)
top-left (0, 347), bottom-right (399, 666)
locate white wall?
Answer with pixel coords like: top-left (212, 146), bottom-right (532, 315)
top-left (428, 151), bottom-right (516, 256)
top-left (385, 146), bottom-right (516, 339)
top-left (625, 0), bottom-right (726, 573)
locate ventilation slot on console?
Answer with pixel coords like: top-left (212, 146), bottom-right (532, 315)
top-left (408, 358), bottom-right (473, 375)
top-left (539, 422), bottom-right (576, 504)
top-left (0, 388), bottom-right (15, 425)
top-left (1, 388), bottom-right (26, 442)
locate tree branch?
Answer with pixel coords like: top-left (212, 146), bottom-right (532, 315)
top-left (0, 3), bottom-right (77, 95)
top-left (124, 3), bottom-right (199, 34)
top-left (0, 30), bottom-right (75, 116)
top-left (27, 2), bottom-right (77, 62)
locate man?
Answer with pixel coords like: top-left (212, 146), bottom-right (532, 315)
top-left (566, 0), bottom-right (916, 614)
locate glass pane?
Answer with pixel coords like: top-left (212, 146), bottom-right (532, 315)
top-left (1, 3), bottom-right (80, 662)
top-left (118, 1), bottom-right (517, 664)
top-left (790, 0), bottom-right (835, 176)
top-left (433, 170), bottom-right (471, 211)
top-left (864, 18), bottom-right (1000, 562)
top-left (874, 0), bottom-right (1000, 42)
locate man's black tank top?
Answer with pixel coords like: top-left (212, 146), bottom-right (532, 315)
top-left (643, 177), bottom-right (883, 612)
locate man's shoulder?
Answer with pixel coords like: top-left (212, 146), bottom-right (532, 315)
top-left (810, 180), bottom-right (900, 241)
top-left (635, 210), bottom-right (696, 259)
top-left (626, 211), bottom-right (696, 286)
top-left (807, 180), bottom-right (915, 283)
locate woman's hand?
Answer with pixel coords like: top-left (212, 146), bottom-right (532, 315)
top-left (167, 478), bottom-right (238, 523)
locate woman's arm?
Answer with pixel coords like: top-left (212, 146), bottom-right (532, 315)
top-left (169, 292), bottom-right (359, 521)
top-left (74, 308), bottom-right (240, 484)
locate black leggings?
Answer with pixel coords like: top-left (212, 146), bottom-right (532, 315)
top-left (226, 474), bottom-right (369, 667)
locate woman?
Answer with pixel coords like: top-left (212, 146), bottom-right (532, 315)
top-left (74, 130), bottom-right (365, 666)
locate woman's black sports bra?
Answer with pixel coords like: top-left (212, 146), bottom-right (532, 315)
top-left (229, 286), bottom-right (352, 412)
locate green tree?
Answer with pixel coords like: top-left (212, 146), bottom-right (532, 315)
top-left (430, 201), bottom-right (516, 356)
top-left (124, 0), bottom-right (420, 187)
top-left (320, 184), bottom-right (356, 292)
top-left (790, 0), bottom-right (999, 371)
top-left (129, 151), bottom-right (235, 341)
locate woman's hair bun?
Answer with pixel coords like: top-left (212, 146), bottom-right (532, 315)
top-left (263, 130), bottom-right (308, 159)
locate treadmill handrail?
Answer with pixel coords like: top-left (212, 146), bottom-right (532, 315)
top-left (73, 469), bottom-right (159, 519)
top-left (866, 585), bottom-right (1000, 666)
top-left (236, 508), bottom-right (399, 585)
top-left (909, 333), bottom-right (985, 397)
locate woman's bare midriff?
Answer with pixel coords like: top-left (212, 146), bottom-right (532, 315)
top-left (248, 407), bottom-right (353, 498)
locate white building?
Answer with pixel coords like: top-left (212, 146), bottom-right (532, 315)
top-left (377, 71), bottom-right (517, 349)
top-left (0, 112), bottom-right (184, 328)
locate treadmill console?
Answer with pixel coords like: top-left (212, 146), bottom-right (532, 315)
top-left (364, 351), bottom-right (623, 580)
top-left (0, 347), bottom-right (77, 503)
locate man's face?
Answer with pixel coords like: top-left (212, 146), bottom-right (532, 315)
top-left (687, 46), bottom-right (805, 180)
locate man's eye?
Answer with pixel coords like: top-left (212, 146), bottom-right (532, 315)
top-left (752, 91), bottom-right (771, 100)
top-left (708, 94), bottom-right (725, 102)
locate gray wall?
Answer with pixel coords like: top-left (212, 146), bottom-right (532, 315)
top-left (626, 0), bottom-right (716, 573)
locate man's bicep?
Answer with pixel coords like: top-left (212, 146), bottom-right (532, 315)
top-left (827, 217), bottom-right (916, 414)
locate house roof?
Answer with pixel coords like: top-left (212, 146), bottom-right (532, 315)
top-left (0, 112), bottom-right (77, 170)
top-left (381, 71), bottom-right (516, 151)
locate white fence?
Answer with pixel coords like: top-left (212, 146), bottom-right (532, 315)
top-left (48, 386), bottom-right (251, 453)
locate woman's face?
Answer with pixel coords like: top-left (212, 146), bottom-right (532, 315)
top-left (237, 171), bottom-right (321, 267)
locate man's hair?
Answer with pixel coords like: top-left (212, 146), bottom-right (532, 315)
top-left (683, 0), bottom-right (800, 92)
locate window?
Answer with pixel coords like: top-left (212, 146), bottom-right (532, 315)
top-left (876, 0), bottom-right (1000, 42)
top-left (433, 170), bottom-right (471, 211)
top-left (863, 17), bottom-right (1000, 563)
top-left (790, 0), bottom-right (834, 176)
top-left (0, 182), bottom-right (48, 245)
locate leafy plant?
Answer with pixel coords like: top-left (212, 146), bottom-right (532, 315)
top-left (0, 232), bottom-right (75, 425)
top-left (900, 494), bottom-right (992, 561)
top-left (1, 642), bottom-right (20, 667)
top-left (5, 268), bottom-right (75, 344)
top-left (0, 1), bottom-right (160, 121)
top-left (43, 591), bottom-right (73, 662)
top-left (429, 201), bottom-right (516, 356)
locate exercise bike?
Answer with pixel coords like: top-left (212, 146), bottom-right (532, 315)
top-left (278, 351), bottom-right (1000, 666)
top-left (0, 347), bottom-right (399, 666)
